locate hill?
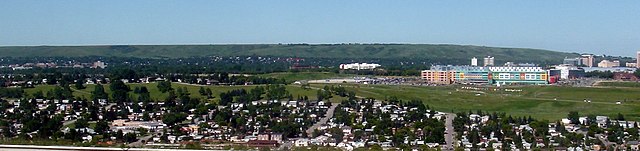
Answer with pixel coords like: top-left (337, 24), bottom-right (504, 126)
top-left (0, 44), bottom-right (579, 63)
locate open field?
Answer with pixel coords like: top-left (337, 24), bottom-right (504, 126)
top-left (596, 81), bottom-right (640, 88)
top-left (258, 72), bottom-right (356, 83)
top-left (309, 84), bottom-right (640, 121)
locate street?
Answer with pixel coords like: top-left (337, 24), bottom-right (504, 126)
top-left (444, 113), bottom-right (456, 150)
top-left (306, 103), bottom-right (339, 136)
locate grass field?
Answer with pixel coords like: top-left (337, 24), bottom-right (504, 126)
top-left (309, 84), bottom-right (640, 121)
top-left (596, 81), bottom-right (640, 88)
top-left (259, 72), bottom-right (356, 83)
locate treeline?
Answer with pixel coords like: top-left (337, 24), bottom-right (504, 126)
top-left (0, 87), bottom-right (24, 98)
top-left (218, 85), bottom-right (291, 106)
top-left (585, 71), bottom-right (614, 78)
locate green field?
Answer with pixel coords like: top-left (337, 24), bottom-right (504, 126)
top-left (597, 81), bottom-right (640, 88)
top-left (259, 72), bottom-right (356, 83)
top-left (309, 84), bottom-right (640, 121)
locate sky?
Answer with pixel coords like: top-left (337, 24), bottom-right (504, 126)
top-left (1, 1), bottom-right (639, 56)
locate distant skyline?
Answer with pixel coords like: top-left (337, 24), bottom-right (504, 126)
top-left (1, 1), bottom-right (639, 57)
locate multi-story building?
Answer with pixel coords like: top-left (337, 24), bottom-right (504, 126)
top-left (421, 70), bottom-right (454, 84)
top-left (471, 57), bottom-right (478, 66)
top-left (563, 58), bottom-right (582, 66)
top-left (581, 54), bottom-right (594, 67)
top-left (489, 67), bottom-right (548, 85)
top-left (339, 63), bottom-right (381, 70)
top-left (422, 65), bottom-right (548, 85)
top-left (550, 65), bottom-right (585, 80)
top-left (637, 51), bottom-right (640, 68)
top-left (626, 62), bottom-right (637, 68)
top-left (483, 56), bottom-right (494, 66)
top-left (597, 60), bottom-right (620, 68)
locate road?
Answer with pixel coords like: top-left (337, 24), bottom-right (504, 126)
top-left (444, 113), bottom-right (456, 151)
top-left (306, 103), bottom-right (339, 137)
top-left (595, 134), bottom-right (617, 149)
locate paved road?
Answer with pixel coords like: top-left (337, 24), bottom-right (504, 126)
top-left (306, 103), bottom-right (339, 137)
top-left (444, 113), bottom-right (456, 151)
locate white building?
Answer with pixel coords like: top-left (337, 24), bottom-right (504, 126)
top-left (598, 60), bottom-right (620, 68)
top-left (483, 56), bottom-right (494, 67)
top-left (471, 57), bottom-right (478, 66)
top-left (339, 63), bottom-right (381, 70)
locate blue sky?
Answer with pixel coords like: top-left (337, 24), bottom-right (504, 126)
top-left (1, 1), bottom-right (639, 56)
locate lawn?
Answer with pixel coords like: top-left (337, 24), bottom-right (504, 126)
top-left (596, 81), bottom-right (640, 88)
top-left (258, 72), bottom-right (356, 83)
top-left (309, 84), bottom-right (640, 121)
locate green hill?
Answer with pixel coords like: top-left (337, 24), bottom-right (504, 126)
top-left (0, 44), bottom-right (579, 63)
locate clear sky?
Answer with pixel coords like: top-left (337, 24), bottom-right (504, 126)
top-left (1, 1), bottom-right (639, 56)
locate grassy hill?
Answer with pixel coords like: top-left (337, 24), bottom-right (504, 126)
top-left (0, 44), bottom-right (579, 63)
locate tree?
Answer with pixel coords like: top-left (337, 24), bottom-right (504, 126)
top-left (157, 81), bottom-right (173, 93)
top-left (199, 87), bottom-right (206, 96)
top-left (91, 84), bottom-right (108, 102)
top-left (75, 118), bottom-right (89, 129)
top-left (95, 120), bottom-right (109, 134)
top-left (75, 79), bottom-right (86, 89)
top-left (110, 80), bottom-right (130, 103)
top-left (124, 133), bottom-right (137, 143)
top-left (567, 111), bottom-right (580, 124)
top-left (162, 113), bottom-right (187, 126)
top-left (205, 88), bottom-right (213, 98)
top-left (616, 113), bottom-right (625, 121)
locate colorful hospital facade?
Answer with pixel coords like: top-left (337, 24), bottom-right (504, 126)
top-left (421, 65), bottom-right (549, 85)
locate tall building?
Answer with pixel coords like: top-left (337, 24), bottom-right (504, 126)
top-left (483, 56), bottom-right (494, 67)
top-left (581, 54), bottom-right (594, 67)
top-left (637, 51), bottom-right (640, 68)
top-left (471, 57), bottom-right (478, 66)
top-left (563, 58), bottom-right (582, 66)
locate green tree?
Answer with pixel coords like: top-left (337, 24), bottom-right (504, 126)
top-left (91, 84), bottom-right (109, 101)
top-left (110, 80), bottom-right (130, 103)
top-left (162, 113), bottom-right (187, 126)
top-left (157, 81), bottom-right (173, 93)
top-left (567, 111), bottom-right (580, 124)
top-left (95, 120), bottom-right (109, 134)
top-left (75, 79), bottom-right (86, 89)
top-left (199, 87), bottom-right (206, 96)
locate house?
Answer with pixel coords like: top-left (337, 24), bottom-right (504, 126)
top-left (82, 135), bottom-right (93, 142)
top-left (628, 141), bottom-right (639, 151)
top-left (342, 126), bottom-right (352, 135)
top-left (295, 138), bottom-right (310, 147)
top-left (613, 72), bottom-right (639, 81)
